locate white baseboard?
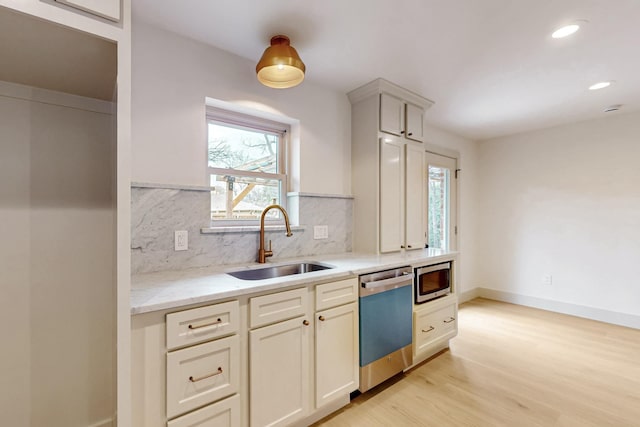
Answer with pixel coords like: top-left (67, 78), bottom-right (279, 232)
top-left (468, 287), bottom-right (640, 330)
top-left (457, 288), bottom-right (481, 304)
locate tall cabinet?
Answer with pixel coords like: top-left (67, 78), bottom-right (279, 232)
top-left (349, 79), bottom-right (434, 253)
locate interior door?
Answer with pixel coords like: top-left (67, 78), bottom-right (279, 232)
top-left (424, 152), bottom-right (457, 250)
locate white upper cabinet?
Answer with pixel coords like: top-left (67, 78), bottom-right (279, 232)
top-left (55, 0), bottom-right (121, 22)
top-left (380, 93), bottom-right (425, 143)
top-left (379, 93), bottom-right (405, 136)
top-left (405, 102), bottom-right (425, 142)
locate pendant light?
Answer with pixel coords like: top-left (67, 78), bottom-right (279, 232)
top-left (256, 35), bottom-right (305, 89)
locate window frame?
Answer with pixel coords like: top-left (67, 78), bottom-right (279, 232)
top-left (206, 107), bottom-right (289, 226)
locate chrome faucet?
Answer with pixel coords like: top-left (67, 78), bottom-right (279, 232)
top-left (258, 204), bottom-right (293, 263)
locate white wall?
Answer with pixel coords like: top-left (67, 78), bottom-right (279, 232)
top-left (0, 83), bottom-right (115, 427)
top-left (131, 20), bottom-right (351, 195)
top-left (424, 124), bottom-right (481, 295)
top-left (477, 111), bottom-right (640, 319)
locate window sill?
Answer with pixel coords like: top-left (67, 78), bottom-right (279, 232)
top-left (201, 225), bottom-right (305, 234)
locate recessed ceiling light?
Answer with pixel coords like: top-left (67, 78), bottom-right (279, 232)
top-left (589, 81), bottom-right (612, 90)
top-left (552, 24), bottom-right (580, 38)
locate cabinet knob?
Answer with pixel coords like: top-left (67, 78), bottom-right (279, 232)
top-left (302, 320), bottom-right (310, 326)
top-left (408, 132), bottom-right (413, 136)
top-left (400, 245), bottom-right (405, 249)
top-left (318, 315), bottom-right (325, 322)
top-left (407, 245), bottom-right (412, 248)
top-left (400, 130), bottom-right (405, 134)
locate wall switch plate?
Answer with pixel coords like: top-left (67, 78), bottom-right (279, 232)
top-left (542, 274), bottom-right (553, 286)
top-left (175, 230), bottom-right (188, 251)
top-left (313, 225), bottom-right (329, 240)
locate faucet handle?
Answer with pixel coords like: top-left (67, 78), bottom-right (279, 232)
top-left (264, 240), bottom-right (273, 259)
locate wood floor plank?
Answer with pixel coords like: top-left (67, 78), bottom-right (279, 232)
top-left (313, 298), bottom-right (640, 427)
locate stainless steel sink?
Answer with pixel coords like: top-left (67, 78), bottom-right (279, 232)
top-left (227, 262), bottom-right (334, 281)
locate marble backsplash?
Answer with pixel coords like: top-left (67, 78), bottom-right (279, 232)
top-left (131, 184), bottom-right (353, 274)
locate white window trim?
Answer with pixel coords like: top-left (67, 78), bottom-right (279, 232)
top-left (206, 106), bottom-right (289, 227)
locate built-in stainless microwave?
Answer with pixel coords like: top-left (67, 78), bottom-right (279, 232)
top-left (414, 262), bottom-right (451, 304)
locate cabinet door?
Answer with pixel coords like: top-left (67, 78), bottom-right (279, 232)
top-left (379, 93), bottom-right (404, 136)
top-left (55, 0), bottom-right (121, 21)
top-left (405, 103), bottom-right (424, 142)
top-left (379, 138), bottom-right (404, 253)
top-left (405, 144), bottom-right (425, 250)
top-left (250, 317), bottom-right (311, 427)
top-left (315, 302), bottom-right (359, 409)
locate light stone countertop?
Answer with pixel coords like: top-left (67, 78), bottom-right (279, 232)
top-left (131, 249), bottom-right (457, 315)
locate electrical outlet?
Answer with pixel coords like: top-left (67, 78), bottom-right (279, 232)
top-left (313, 225), bottom-right (329, 240)
top-left (542, 274), bottom-right (553, 286)
top-left (175, 230), bottom-right (188, 251)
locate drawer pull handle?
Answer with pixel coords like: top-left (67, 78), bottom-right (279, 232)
top-left (303, 320), bottom-right (310, 326)
top-left (444, 317), bottom-right (456, 323)
top-left (318, 316), bottom-right (325, 321)
top-left (188, 318), bottom-right (222, 330)
top-left (189, 367), bottom-right (223, 382)
top-left (422, 326), bottom-right (435, 333)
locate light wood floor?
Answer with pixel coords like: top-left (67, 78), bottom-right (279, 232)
top-left (313, 298), bottom-right (640, 427)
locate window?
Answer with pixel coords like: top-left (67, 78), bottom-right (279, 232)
top-left (207, 108), bottom-right (288, 223)
top-left (425, 152), bottom-right (457, 250)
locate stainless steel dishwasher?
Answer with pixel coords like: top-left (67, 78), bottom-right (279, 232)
top-left (358, 265), bottom-right (414, 392)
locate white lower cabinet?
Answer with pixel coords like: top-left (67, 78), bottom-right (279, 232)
top-left (413, 295), bottom-right (458, 361)
top-left (132, 278), bottom-right (359, 427)
top-left (249, 316), bottom-right (311, 427)
top-left (249, 278), bottom-right (359, 426)
top-left (168, 394), bottom-right (241, 427)
top-left (315, 302), bottom-right (358, 408)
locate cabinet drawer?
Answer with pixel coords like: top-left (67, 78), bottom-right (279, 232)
top-left (315, 278), bottom-right (358, 311)
top-left (250, 287), bottom-right (308, 328)
top-left (166, 300), bottom-right (239, 350)
top-left (167, 394), bottom-right (240, 427)
top-left (414, 303), bottom-right (457, 354)
top-left (167, 335), bottom-right (239, 419)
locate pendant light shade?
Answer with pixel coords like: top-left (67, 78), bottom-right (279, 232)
top-left (256, 35), bottom-right (305, 89)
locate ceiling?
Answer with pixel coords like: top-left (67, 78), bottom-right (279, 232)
top-left (132, 0), bottom-right (639, 140)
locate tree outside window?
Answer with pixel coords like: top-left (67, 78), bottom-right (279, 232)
top-left (207, 115), bottom-right (287, 223)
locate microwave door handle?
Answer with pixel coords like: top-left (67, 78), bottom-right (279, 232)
top-left (362, 273), bottom-right (414, 289)
top-left (418, 262), bottom-right (450, 275)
